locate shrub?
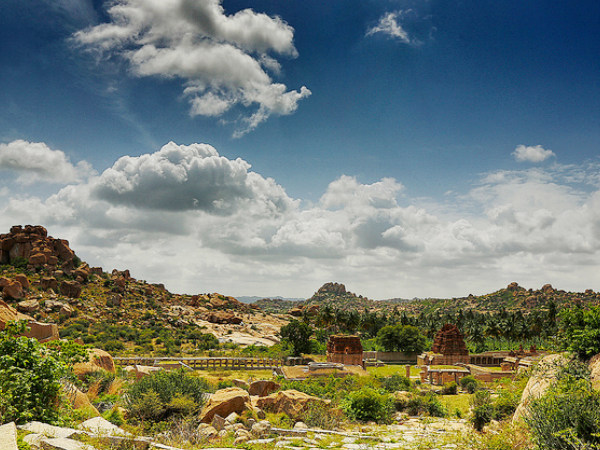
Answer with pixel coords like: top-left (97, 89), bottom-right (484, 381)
top-left (126, 369), bottom-right (210, 422)
top-left (343, 388), bottom-right (394, 423)
top-left (301, 402), bottom-right (344, 429)
top-left (525, 363), bottom-right (600, 450)
top-left (380, 373), bottom-right (411, 392)
top-left (441, 381), bottom-right (458, 395)
top-left (405, 392), bottom-right (446, 417)
top-left (460, 375), bottom-right (479, 393)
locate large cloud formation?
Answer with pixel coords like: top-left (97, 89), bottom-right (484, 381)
top-left (73, 0), bottom-right (310, 136)
top-left (1, 140), bottom-right (599, 298)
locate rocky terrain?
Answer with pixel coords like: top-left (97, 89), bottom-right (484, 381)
top-left (0, 225), bottom-right (288, 353)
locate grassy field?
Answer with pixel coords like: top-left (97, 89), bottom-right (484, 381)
top-left (440, 393), bottom-right (471, 416)
top-left (367, 364), bottom-right (421, 377)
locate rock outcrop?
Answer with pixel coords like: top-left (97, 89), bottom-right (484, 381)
top-left (204, 311), bottom-right (243, 325)
top-left (0, 225), bottom-right (76, 270)
top-left (248, 380), bottom-right (280, 397)
top-left (589, 353), bottom-right (600, 391)
top-left (73, 348), bottom-right (116, 378)
top-left (0, 299), bottom-right (59, 341)
top-left (199, 388), bottom-right (253, 423)
top-left (513, 353), bottom-right (567, 422)
top-left (255, 389), bottom-right (328, 419)
top-left (318, 282), bottom-right (347, 295)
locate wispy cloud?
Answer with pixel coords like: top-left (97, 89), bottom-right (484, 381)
top-left (367, 11), bottom-right (411, 43)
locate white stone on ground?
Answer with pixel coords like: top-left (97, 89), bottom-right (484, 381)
top-left (0, 422), bottom-right (18, 450)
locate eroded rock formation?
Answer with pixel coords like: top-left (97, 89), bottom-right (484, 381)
top-left (0, 225), bottom-right (76, 270)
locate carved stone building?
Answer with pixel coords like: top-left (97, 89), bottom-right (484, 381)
top-left (326, 335), bottom-right (364, 367)
top-left (418, 323), bottom-right (470, 365)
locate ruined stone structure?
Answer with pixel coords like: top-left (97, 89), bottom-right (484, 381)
top-left (326, 335), bottom-right (364, 366)
top-left (419, 323), bottom-right (470, 365)
top-left (0, 225), bottom-right (76, 271)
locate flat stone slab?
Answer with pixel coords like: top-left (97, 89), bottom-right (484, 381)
top-left (40, 437), bottom-right (97, 450)
top-left (19, 421), bottom-right (82, 439)
top-left (77, 416), bottom-right (131, 436)
top-left (0, 422), bottom-right (18, 450)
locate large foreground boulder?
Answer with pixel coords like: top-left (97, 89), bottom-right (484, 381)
top-left (255, 389), bottom-right (329, 419)
top-left (0, 422), bottom-right (18, 450)
top-left (513, 353), bottom-right (567, 422)
top-left (199, 387), bottom-right (252, 423)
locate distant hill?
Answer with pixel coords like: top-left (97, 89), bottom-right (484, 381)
top-left (287, 280), bottom-right (600, 316)
top-left (237, 295), bottom-right (304, 304)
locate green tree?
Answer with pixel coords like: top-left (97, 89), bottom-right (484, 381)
top-left (0, 321), bottom-right (77, 424)
top-left (280, 319), bottom-right (313, 356)
top-left (559, 306), bottom-right (600, 359)
top-left (376, 324), bottom-right (427, 353)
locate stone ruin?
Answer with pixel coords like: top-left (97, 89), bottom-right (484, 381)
top-left (419, 323), bottom-right (470, 365)
top-left (326, 335), bottom-right (364, 367)
top-left (0, 225), bottom-right (76, 271)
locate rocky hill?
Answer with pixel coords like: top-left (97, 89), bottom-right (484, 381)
top-left (0, 225), bottom-right (287, 354)
top-left (277, 280), bottom-right (600, 317)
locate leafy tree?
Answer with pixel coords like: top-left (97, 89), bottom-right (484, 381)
top-left (0, 321), bottom-right (83, 424)
top-left (559, 306), bottom-right (600, 359)
top-left (376, 324), bottom-right (427, 353)
top-left (280, 319), bottom-right (313, 356)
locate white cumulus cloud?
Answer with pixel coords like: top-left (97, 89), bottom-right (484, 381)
top-left (73, 0), bottom-right (310, 136)
top-left (93, 141), bottom-right (295, 214)
top-left (0, 140), bottom-right (93, 185)
top-left (513, 144), bottom-right (556, 163)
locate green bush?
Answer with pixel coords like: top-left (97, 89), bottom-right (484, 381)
top-left (301, 402), bottom-right (344, 429)
top-left (441, 381), bottom-right (458, 395)
top-left (0, 321), bottom-right (78, 424)
top-left (343, 388), bottom-right (394, 423)
top-left (126, 369), bottom-right (210, 422)
top-left (460, 375), bottom-right (479, 393)
top-left (406, 392), bottom-right (447, 417)
top-left (525, 363), bottom-right (600, 450)
top-left (380, 373), bottom-right (411, 392)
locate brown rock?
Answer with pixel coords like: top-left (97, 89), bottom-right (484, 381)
top-left (2, 281), bottom-right (23, 299)
top-left (249, 380), bottom-right (280, 397)
top-left (17, 299), bottom-right (39, 314)
top-left (199, 388), bottom-right (252, 423)
top-left (41, 277), bottom-right (59, 291)
top-left (205, 311), bottom-right (243, 325)
top-left (63, 382), bottom-right (100, 416)
top-left (73, 267), bottom-right (89, 281)
top-left (317, 282), bottom-right (347, 295)
top-left (29, 253), bottom-right (47, 265)
top-left (589, 353), bottom-right (600, 391)
top-left (90, 267), bottom-right (103, 276)
top-left (256, 390), bottom-right (329, 419)
top-left (73, 348), bottom-right (116, 377)
top-left (232, 379), bottom-right (250, 390)
top-left (0, 277), bottom-right (9, 288)
top-left (60, 280), bottom-right (82, 298)
top-left (541, 284), bottom-right (555, 294)
top-left (14, 274), bottom-right (29, 289)
top-left (59, 304), bottom-right (75, 318)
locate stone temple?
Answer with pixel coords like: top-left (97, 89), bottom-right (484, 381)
top-left (420, 323), bottom-right (470, 365)
top-left (326, 335), bottom-right (364, 367)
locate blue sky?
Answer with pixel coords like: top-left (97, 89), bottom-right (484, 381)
top-left (0, 0), bottom-right (599, 299)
